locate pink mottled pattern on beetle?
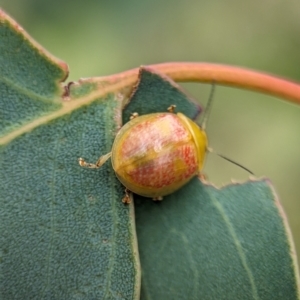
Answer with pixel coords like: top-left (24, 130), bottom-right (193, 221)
top-left (120, 114), bottom-right (198, 188)
top-left (121, 114), bottom-right (189, 159)
top-left (128, 144), bottom-right (198, 188)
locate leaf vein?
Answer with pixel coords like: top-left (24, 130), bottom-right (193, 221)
top-left (209, 191), bottom-right (259, 300)
top-left (0, 75), bottom-right (58, 103)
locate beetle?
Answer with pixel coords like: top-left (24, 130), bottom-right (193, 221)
top-left (79, 86), bottom-right (252, 203)
top-left (79, 100), bottom-right (208, 203)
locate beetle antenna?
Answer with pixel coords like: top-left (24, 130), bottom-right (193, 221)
top-left (201, 82), bottom-right (216, 130)
top-left (207, 148), bottom-right (254, 175)
top-left (198, 84), bottom-right (254, 175)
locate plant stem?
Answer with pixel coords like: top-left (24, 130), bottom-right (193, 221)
top-left (88, 62), bottom-right (300, 105)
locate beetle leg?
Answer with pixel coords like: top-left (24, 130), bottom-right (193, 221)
top-left (78, 152), bottom-right (112, 169)
top-left (198, 173), bottom-right (208, 181)
top-left (122, 188), bottom-right (132, 204)
top-left (167, 104), bottom-right (176, 113)
top-left (152, 196), bottom-right (163, 201)
top-left (130, 112), bottom-right (139, 120)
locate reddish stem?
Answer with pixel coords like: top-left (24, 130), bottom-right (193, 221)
top-left (95, 62), bottom-right (300, 105)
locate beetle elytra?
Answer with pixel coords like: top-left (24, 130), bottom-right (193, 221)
top-left (79, 105), bottom-right (208, 203)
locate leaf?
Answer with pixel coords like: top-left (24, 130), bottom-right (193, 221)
top-left (0, 10), bottom-right (139, 300)
top-left (123, 66), bottom-right (300, 299)
top-left (135, 178), bottom-right (300, 300)
top-left (0, 10), bottom-right (67, 137)
top-left (123, 67), bottom-right (202, 123)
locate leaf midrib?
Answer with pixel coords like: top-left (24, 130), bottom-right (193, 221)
top-left (208, 189), bottom-right (259, 300)
top-left (0, 79), bottom-right (132, 145)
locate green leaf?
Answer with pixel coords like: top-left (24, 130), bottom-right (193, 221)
top-left (135, 178), bottom-right (300, 300)
top-left (0, 10), bottom-right (139, 300)
top-left (123, 65), bottom-right (300, 299)
top-left (123, 67), bottom-right (201, 123)
top-left (0, 11), bottom-right (67, 137)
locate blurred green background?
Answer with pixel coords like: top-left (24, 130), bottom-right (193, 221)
top-left (2, 0), bottom-right (300, 264)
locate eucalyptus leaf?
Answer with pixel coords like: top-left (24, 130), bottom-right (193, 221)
top-left (0, 10), bottom-right (139, 300)
top-left (135, 178), bottom-right (300, 300)
top-left (0, 11), bottom-right (67, 137)
top-left (123, 60), bottom-right (300, 300)
top-left (123, 67), bottom-right (201, 124)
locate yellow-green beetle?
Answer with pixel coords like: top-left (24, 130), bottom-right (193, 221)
top-left (79, 105), bottom-right (208, 203)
